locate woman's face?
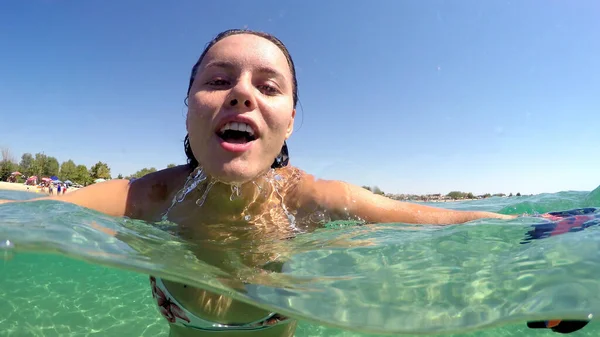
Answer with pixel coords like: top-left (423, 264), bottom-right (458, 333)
top-left (186, 34), bottom-right (295, 184)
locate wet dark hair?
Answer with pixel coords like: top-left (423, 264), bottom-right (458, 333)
top-left (184, 29), bottom-right (297, 169)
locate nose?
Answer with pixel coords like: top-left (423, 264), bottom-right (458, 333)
top-left (229, 98), bottom-right (251, 108)
top-left (228, 76), bottom-right (255, 110)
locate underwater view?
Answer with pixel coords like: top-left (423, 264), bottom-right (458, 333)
top-left (2, 186), bottom-right (600, 336)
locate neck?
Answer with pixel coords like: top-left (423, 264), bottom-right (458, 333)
top-left (183, 166), bottom-right (282, 219)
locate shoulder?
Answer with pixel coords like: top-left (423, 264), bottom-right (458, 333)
top-left (282, 169), bottom-right (409, 222)
top-left (281, 167), bottom-right (352, 217)
top-left (126, 165), bottom-right (192, 219)
top-left (129, 165), bottom-right (191, 197)
top-left (57, 165), bottom-right (191, 220)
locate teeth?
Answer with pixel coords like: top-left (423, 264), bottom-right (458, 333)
top-left (219, 122), bottom-right (255, 136)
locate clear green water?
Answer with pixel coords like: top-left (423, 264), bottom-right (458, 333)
top-left (1, 187), bottom-right (600, 336)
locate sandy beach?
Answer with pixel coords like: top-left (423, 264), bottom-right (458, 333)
top-left (0, 181), bottom-right (78, 194)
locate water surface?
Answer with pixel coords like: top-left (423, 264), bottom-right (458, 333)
top-left (1, 187), bottom-right (600, 336)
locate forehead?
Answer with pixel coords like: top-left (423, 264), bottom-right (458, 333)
top-left (199, 34), bottom-right (292, 78)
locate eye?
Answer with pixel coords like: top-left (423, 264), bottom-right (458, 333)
top-left (206, 79), bottom-right (229, 86)
top-left (258, 84), bottom-right (280, 95)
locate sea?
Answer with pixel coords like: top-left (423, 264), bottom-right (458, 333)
top-left (1, 185), bottom-right (600, 337)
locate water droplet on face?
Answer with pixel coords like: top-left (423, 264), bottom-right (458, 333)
top-left (274, 174), bottom-right (282, 181)
top-left (244, 215), bottom-right (251, 221)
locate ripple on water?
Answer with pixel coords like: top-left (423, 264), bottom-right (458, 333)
top-left (0, 253), bottom-right (168, 337)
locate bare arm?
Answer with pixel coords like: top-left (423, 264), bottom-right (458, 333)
top-left (306, 178), bottom-right (514, 225)
top-left (0, 166), bottom-right (190, 220)
top-left (0, 180), bottom-right (138, 218)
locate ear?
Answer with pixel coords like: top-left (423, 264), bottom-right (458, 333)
top-left (285, 109), bottom-right (296, 139)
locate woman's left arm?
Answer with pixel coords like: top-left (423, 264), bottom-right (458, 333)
top-left (303, 178), bottom-right (515, 225)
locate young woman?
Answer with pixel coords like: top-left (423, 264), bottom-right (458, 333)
top-left (0, 29), bottom-right (513, 336)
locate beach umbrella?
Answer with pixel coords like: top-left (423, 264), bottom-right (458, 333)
top-left (11, 171), bottom-right (22, 176)
top-left (51, 176), bottom-right (59, 181)
top-left (52, 180), bottom-right (63, 184)
top-left (41, 177), bottom-right (51, 182)
top-left (25, 176), bottom-right (38, 185)
top-left (64, 180), bottom-right (73, 185)
top-left (94, 178), bottom-right (106, 183)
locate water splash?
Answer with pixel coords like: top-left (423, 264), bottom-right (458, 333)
top-left (251, 181), bottom-right (265, 197)
top-left (230, 184), bottom-right (241, 201)
top-left (177, 167), bottom-right (208, 202)
top-left (309, 211), bottom-right (331, 224)
top-left (268, 172), bottom-right (300, 232)
top-left (160, 166), bottom-right (312, 233)
top-left (162, 167), bottom-right (208, 220)
top-left (196, 180), bottom-right (216, 207)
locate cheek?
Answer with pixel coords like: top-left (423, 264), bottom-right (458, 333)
top-left (264, 102), bottom-right (294, 135)
top-left (189, 92), bottom-right (220, 115)
top-left (273, 114), bottom-right (294, 136)
top-left (187, 96), bottom-right (216, 127)
top-left (186, 112), bottom-right (212, 143)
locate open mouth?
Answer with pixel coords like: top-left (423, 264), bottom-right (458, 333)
top-left (216, 122), bottom-right (257, 144)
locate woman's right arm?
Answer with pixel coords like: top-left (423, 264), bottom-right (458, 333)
top-left (0, 166), bottom-right (191, 219)
top-left (0, 179), bottom-right (143, 218)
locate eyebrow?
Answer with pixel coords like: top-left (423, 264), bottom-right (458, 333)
top-left (203, 60), bottom-right (287, 82)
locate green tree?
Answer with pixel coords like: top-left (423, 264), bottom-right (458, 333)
top-left (74, 165), bottom-right (91, 185)
top-left (44, 156), bottom-right (60, 177)
top-left (31, 152), bottom-right (48, 178)
top-left (117, 173), bottom-right (123, 179)
top-left (516, 192), bottom-right (521, 197)
top-left (447, 191), bottom-right (465, 199)
top-left (466, 192), bottom-right (474, 199)
top-left (0, 147), bottom-right (18, 181)
top-left (362, 186), bottom-right (372, 192)
top-left (167, 163), bottom-right (177, 168)
top-left (90, 161), bottom-right (111, 180)
top-left (19, 153), bottom-right (34, 176)
top-left (127, 167), bottom-right (157, 179)
top-left (372, 186), bottom-right (384, 195)
top-left (59, 160), bottom-right (77, 181)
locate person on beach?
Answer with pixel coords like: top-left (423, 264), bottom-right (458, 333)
top-left (0, 29), bottom-right (515, 337)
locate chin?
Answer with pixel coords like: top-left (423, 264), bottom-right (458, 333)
top-left (204, 160), bottom-right (264, 185)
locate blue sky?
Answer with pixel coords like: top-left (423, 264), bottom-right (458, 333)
top-left (1, 1), bottom-right (599, 195)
